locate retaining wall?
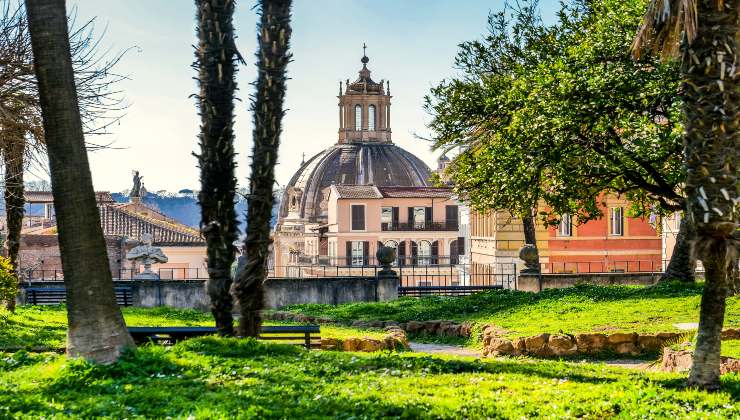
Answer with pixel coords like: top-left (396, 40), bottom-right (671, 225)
top-left (517, 272), bottom-right (660, 292)
top-left (18, 274), bottom-right (400, 310)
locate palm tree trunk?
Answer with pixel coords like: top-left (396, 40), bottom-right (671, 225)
top-left (661, 213), bottom-right (696, 283)
top-left (234, 0), bottom-right (292, 337)
top-left (682, 0), bottom-right (740, 390)
top-left (24, 0), bottom-right (133, 363)
top-left (194, 0), bottom-right (240, 336)
top-left (2, 135), bottom-right (25, 312)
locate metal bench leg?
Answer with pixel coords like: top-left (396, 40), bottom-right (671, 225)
top-left (305, 332), bottom-right (311, 349)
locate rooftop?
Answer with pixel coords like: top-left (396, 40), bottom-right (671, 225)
top-left (331, 185), bottom-right (453, 200)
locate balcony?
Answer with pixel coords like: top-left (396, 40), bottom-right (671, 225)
top-left (381, 221), bottom-right (459, 232)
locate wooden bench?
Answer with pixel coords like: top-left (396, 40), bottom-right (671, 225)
top-left (25, 287), bottom-right (134, 306)
top-left (128, 325), bottom-right (321, 349)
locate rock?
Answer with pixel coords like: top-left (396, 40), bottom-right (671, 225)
top-left (614, 342), bottom-right (639, 356)
top-left (720, 357), bottom-right (740, 374)
top-left (575, 333), bottom-right (608, 354)
top-left (423, 320), bottom-right (442, 334)
top-left (398, 323), bottom-right (407, 331)
top-left (607, 332), bottom-right (637, 345)
top-left (342, 338), bottom-right (362, 352)
top-left (661, 348), bottom-right (693, 373)
top-left (483, 324), bottom-right (505, 337)
top-left (351, 320), bottom-right (370, 329)
top-left (359, 338), bottom-right (382, 352)
top-left (405, 321), bottom-right (423, 334)
top-left (459, 323), bottom-right (473, 338)
top-left (487, 338), bottom-right (515, 356)
top-left (368, 320), bottom-right (384, 328)
top-left (446, 324), bottom-right (462, 337)
top-left (437, 321), bottom-right (453, 336)
top-left (320, 338), bottom-right (341, 350)
top-left (513, 337), bottom-right (526, 354)
top-left (637, 334), bottom-right (664, 352)
top-left (316, 317), bottom-right (335, 324)
top-left (524, 333), bottom-right (550, 354)
top-left (721, 328), bottom-right (740, 340)
top-left (548, 335), bottom-right (577, 356)
top-left (383, 321), bottom-right (399, 328)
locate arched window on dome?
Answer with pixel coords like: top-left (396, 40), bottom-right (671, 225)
top-left (368, 105), bottom-right (376, 131)
top-left (355, 104), bottom-right (362, 130)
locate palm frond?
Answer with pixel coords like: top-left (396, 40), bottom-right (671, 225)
top-left (632, 0), bottom-right (699, 59)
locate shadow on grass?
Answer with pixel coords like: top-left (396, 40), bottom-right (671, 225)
top-left (2, 337), bottom-right (738, 418)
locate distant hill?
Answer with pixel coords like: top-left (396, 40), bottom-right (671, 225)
top-left (111, 189), bottom-right (281, 229)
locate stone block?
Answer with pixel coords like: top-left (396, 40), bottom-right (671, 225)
top-left (721, 328), bottom-right (740, 340)
top-left (606, 332), bottom-right (637, 345)
top-left (320, 338), bottom-right (341, 350)
top-left (459, 323), bottom-right (473, 338)
top-left (548, 335), bottom-right (577, 356)
top-left (342, 338), bottom-right (362, 352)
top-left (525, 333), bottom-right (550, 354)
top-left (359, 338), bottom-right (382, 352)
top-left (405, 321), bottom-right (423, 334)
top-left (513, 337), bottom-right (526, 354)
top-left (575, 333), bottom-right (607, 354)
top-left (423, 320), bottom-right (442, 334)
top-left (637, 334), bottom-right (664, 352)
top-left (614, 342), bottom-right (639, 356)
top-left (487, 338), bottom-right (515, 356)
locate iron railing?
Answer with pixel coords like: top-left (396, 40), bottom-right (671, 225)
top-left (381, 221), bottom-right (459, 232)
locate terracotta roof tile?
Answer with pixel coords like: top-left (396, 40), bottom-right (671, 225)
top-left (332, 185), bottom-right (383, 199)
top-left (378, 186), bottom-right (453, 198)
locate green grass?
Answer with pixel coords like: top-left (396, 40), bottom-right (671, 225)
top-left (283, 282), bottom-right (740, 341)
top-left (0, 306), bottom-right (386, 351)
top-left (1, 337), bottom-right (739, 418)
top-left (723, 341), bottom-right (740, 359)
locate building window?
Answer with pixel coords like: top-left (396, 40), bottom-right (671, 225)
top-left (368, 105), bottom-right (376, 131)
top-left (381, 207), bottom-right (392, 230)
top-left (610, 207), bottom-right (624, 236)
top-left (351, 241), bottom-right (364, 266)
top-left (355, 104), bottom-right (362, 130)
top-left (558, 213), bottom-right (572, 236)
top-left (351, 204), bottom-right (365, 231)
top-left (418, 240), bottom-right (432, 265)
top-left (412, 207), bottom-right (426, 229)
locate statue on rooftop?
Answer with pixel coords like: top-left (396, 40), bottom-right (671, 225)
top-left (130, 170), bottom-right (143, 198)
top-left (126, 233), bottom-right (168, 279)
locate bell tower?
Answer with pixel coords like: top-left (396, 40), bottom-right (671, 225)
top-left (337, 44), bottom-right (392, 144)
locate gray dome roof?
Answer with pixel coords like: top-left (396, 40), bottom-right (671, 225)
top-left (281, 143), bottom-right (432, 222)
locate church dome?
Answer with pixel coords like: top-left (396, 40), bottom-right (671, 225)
top-left (281, 142), bottom-right (431, 222)
top-left (278, 47), bottom-right (432, 223)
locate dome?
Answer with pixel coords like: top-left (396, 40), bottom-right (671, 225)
top-left (281, 142), bottom-right (432, 222)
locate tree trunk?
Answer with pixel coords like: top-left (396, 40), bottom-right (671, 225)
top-left (2, 136), bottom-right (24, 311)
top-left (661, 214), bottom-right (696, 283)
top-left (25, 0), bottom-right (133, 363)
top-left (234, 0), bottom-right (292, 337)
top-left (681, 0), bottom-right (740, 390)
top-left (194, 0), bottom-right (240, 336)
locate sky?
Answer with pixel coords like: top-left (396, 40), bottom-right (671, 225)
top-left (49, 0), bottom-right (559, 193)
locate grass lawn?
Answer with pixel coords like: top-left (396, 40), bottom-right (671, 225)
top-left (282, 282), bottom-right (740, 342)
top-left (0, 306), bottom-right (385, 351)
top-left (1, 337), bottom-right (739, 418)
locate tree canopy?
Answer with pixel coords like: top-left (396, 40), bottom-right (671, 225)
top-left (425, 0), bottom-right (683, 225)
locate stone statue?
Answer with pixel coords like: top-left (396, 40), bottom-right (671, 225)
top-left (130, 170), bottom-right (143, 198)
top-left (518, 244), bottom-right (540, 274)
top-left (126, 233), bottom-right (168, 279)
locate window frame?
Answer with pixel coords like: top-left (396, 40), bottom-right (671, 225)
top-left (558, 213), bottom-right (572, 237)
top-left (351, 241), bottom-right (364, 266)
top-left (610, 207), bottom-right (624, 236)
top-left (350, 203), bottom-right (366, 232)
top-left (354, 104), bottom-right (362, 130)
top-left (418, 240), bottom-right (432, 265)
top-left (368, 104), bottom-right (376, 131)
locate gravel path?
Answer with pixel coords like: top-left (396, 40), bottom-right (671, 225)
top-left (409, 342), bottom-right (480, 357)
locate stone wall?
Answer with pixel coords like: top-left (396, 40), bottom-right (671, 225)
top-left (18, 234), bottom-right (130, 277)
top-left (517, 272), bottom-right (661, 292)
top-left (19, 273), bottom-right (400, 310)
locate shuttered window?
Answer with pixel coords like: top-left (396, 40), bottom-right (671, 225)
top-left (351, 205), bottom-right (365, 231)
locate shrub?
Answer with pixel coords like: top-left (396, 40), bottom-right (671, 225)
top-left (0, 256), bottom-right (17, 306)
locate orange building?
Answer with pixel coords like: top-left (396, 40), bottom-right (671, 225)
top-left (469, 196), bottom-right (662, 274)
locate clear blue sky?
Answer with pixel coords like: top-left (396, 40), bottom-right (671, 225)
top-left (58, 0), bottom-right (559, 192)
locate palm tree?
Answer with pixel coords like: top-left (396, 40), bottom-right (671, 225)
top-left (24, 0), bottom-right (133, 363)
top-left (633, 0), bottom-right (740, 389)
top-left (234, 0), bottom-right (292, 337)
top-left (194, 0), bottom-right (242, 336)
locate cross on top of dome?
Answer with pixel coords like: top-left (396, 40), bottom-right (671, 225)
top-left (346, 43), bottom-right (384, 94)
